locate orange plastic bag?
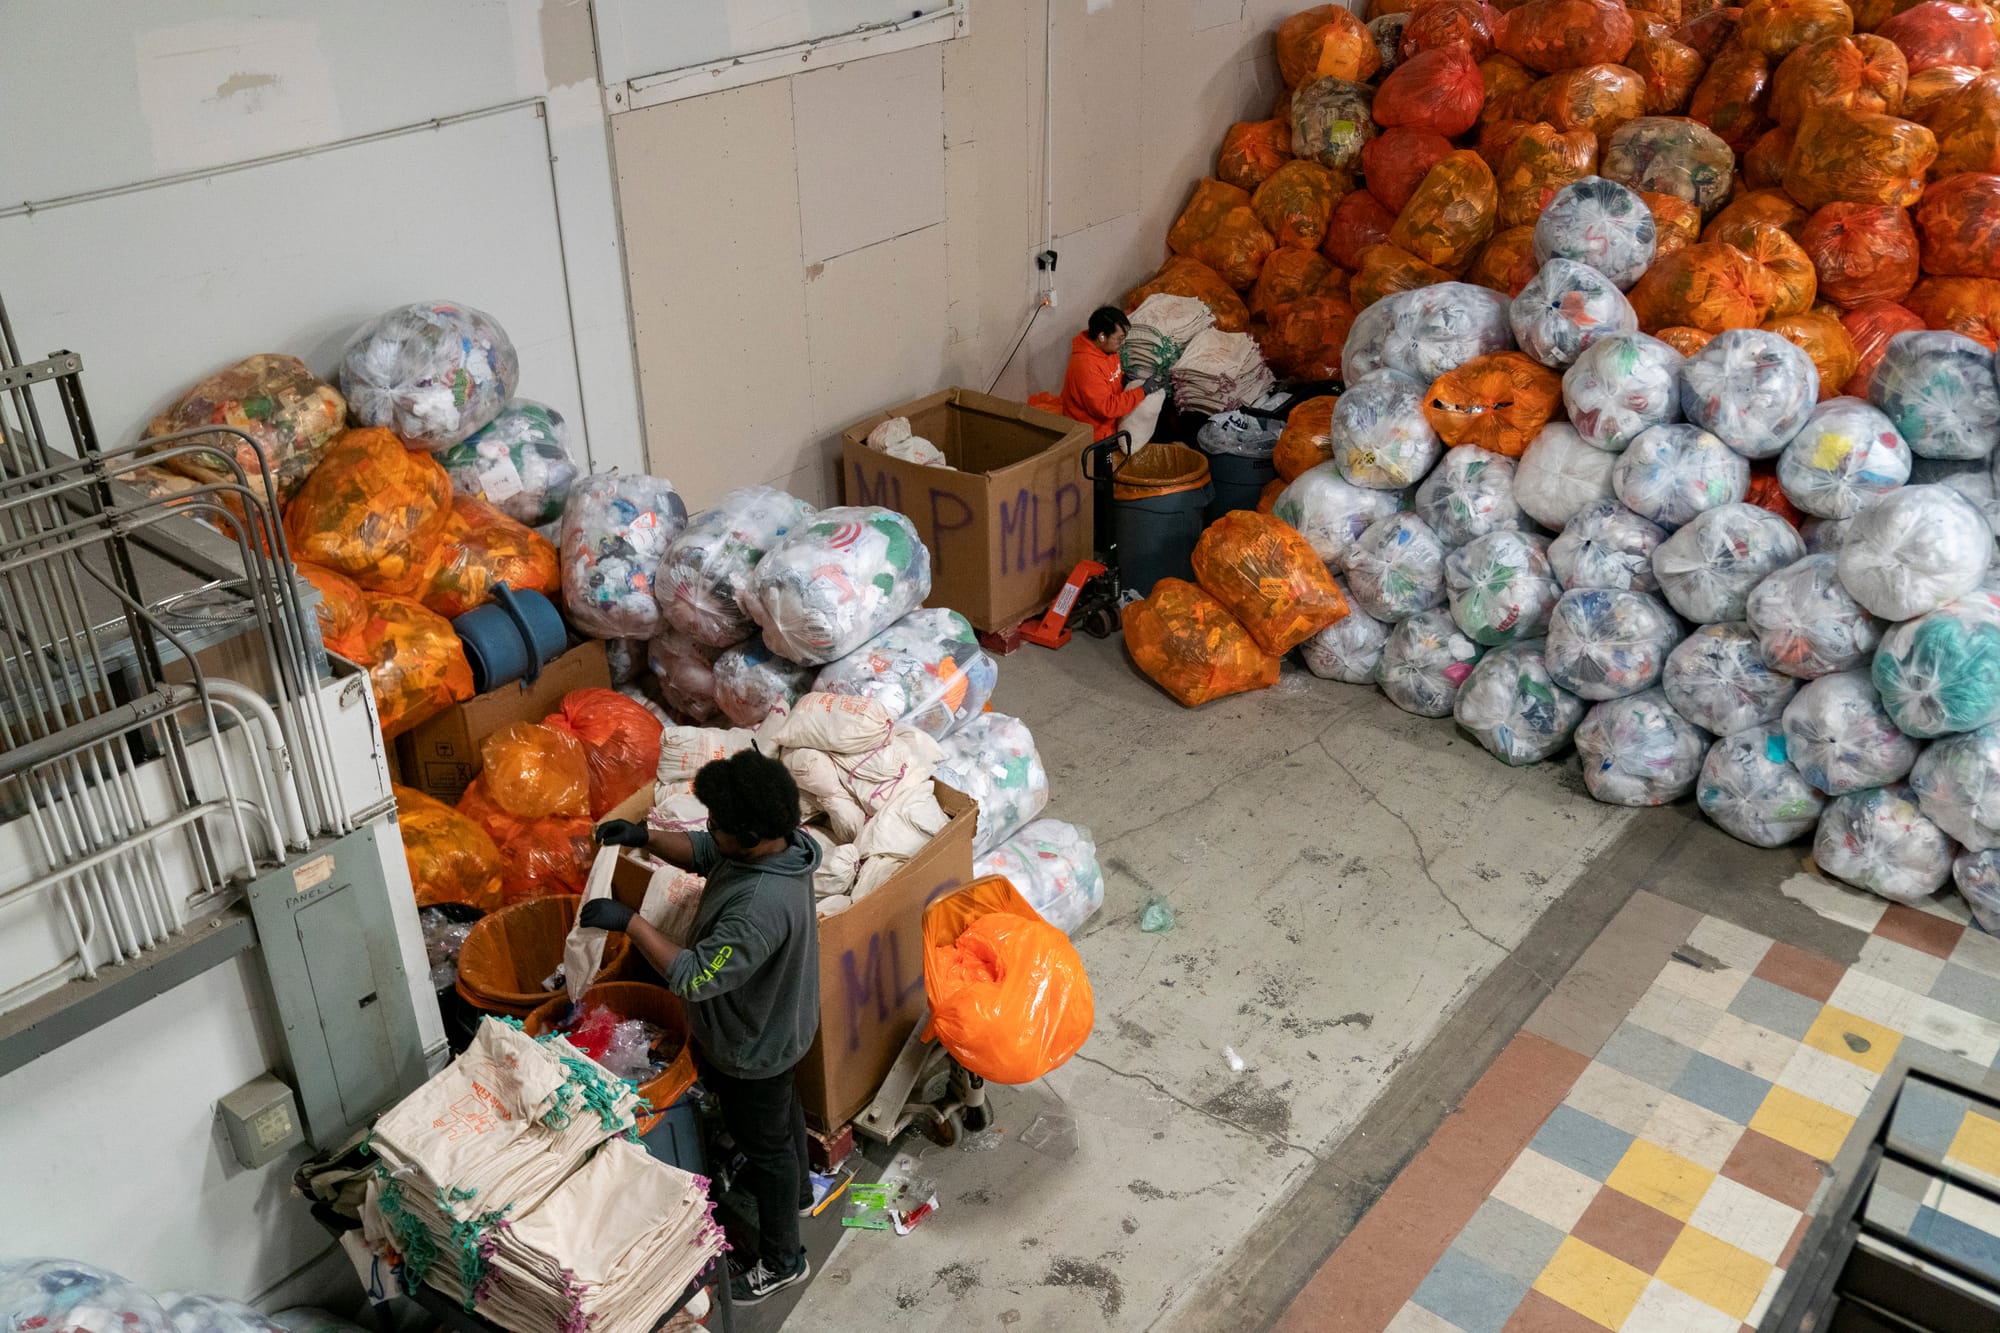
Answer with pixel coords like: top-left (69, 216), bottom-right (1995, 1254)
top-left (458, 781), bottom-right (595, 903)
top-left (1364, 127), bottom-right (1458, 213)
top-left (1628, 240), bottom-right (1778, 330)
top-left (1388, 151), bottom-right (1499, 271)
top-left (1494, 125), bottom-right (1597, 227)
top-left (1191, 510), bottom-right (1351, 654)
top-left (1422, 352), bottom-right (1563, 455)
top-left (1168, 179), bottom-right (1277, 289)
top-left (1495, 0), bottom-right (1636, 71)
top-left (1924, 69), bottom-right (2000, 173)
top-left (1277, 4), bottom-right (1382, 86)
top-left (1254, 160), bottom-right (1344, 250)
top-left (1324, 190), bottom-right (1400, 269)
top-left (1906, 275), bottom-right (2000, 346)
top-left (1902, 63), bottom-right (1982, 119)
top-left (1218, 119), bottom-right (1295, 192)
top-left (1770, 35), bottom-right (1907, 128)
top-left (1798, 201), bottom-right (1920, 304)
top-left (1122, 578), bottom-right (1279, 706)
top-left (1262, 294), bottom-right (1361, 380)
top-left (1691, 46), bottom-right (1775, 151)
top-left (1477, 118), bottom-right (1536, 169)
top-left (1257, 478), bottom-right (1288, 513)
top-left (1168, 178), bottom-right (1251, 252)
top-left (1351, 244), bottom-right (1455, 307)
top-left (1876, 2), bottom-right (1997, 72)
top-left (1711, 218), bottom-right (1818, 313)
top-left (1784, 109), bottom-right (1938, 208)
top-left (283, 428), bottom-right (452, 596)
top-left (1704, 188), bottom-right (1809, 240)
top-left (922, 877), bottom-right (1094, 1086)
top-left (1678, 6), bottom-right (1746, 57)
top-left (1125, 256), bottom-right (1253, 332)
top-left (1479, 53), bottom-right (1540, 121)
top-left (1630, 36), bottom-right (1711, 112)
top-left (1251, 248), bottom-right (1337, 319)
top-left (1744, 126), bottom-right (1797, 188)
top-left (1840, 299), bottom-right (1929, 390)
top-left (1403, 0), bottom-right (1503, 58)
top-left (1634, 0), bottom-right (1688, 23)
top-left (394, 784), bottom-right (504, 911)
top-left (1737, 0), bottom-right (1854, 56)
top-left (1468, 224), bottom-right (1545, 293)
top-left (1746, 462), bottom-right (1806, 524)
top-left (1764, 309), bottom-right (1861, 396)
top-left (1655, 324), bottom-right (1719, 353)
top-left (478, 721), bottom-right (591, 819)
top-left (1644, 191), bottom-right (1707, 255)
top-left (1916, 173), bottom-right (2000, 277)
top-left (357, 594), bottom-right (474, 738)
top-left (1373, 47), bottom-right (1486, 136)
top-left (297, 561), bottom-right (371, 663)
top-left (544, 687), bottom-right (667, 818)
top-left (1517, 64), bottom-right (1649, 136)
top-left (415, 496), bottom-right (560, 619)
top-left (1274, 397), bottom-right (1339, 480)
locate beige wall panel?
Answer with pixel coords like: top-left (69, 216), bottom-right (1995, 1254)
top-left (793, 44), bottom-right (948, 265)
top-left (1050, 0), bottom-right (1144, 237)
top-left (805, 223), bottom-right (952, 442)
top-left (1025, 209), bottom-right (1153, 394)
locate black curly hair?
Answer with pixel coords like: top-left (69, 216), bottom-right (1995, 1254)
top-left (693, 748), bottom-right (801, 844)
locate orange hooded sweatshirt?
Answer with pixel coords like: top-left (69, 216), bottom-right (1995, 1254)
top-left (1059, 333), bottom-right (1148, 442)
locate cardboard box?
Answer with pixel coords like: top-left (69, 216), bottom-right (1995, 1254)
top-left (392, 640), bottom-right (609, 804)
top-left (842, 389), bottom-right (1093, 632)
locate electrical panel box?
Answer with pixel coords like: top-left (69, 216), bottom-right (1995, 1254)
top-left (219, 1072), bottom-right (306, 1168)
top-left (243, 823), bottom-right (427, 1147)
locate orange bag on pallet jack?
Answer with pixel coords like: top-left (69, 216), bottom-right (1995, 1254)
top-left (1192, 511), bottom-right (1351, 655)
top-left (923, 876), bottom-right (1094, 1086)
top-left (1122, 578), bottom-right (1280, 707)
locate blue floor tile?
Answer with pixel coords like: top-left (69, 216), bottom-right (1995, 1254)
top-left (1526, 1104), bottom-right (1635, 1182)
top-left (1672, 1051), bottom-right (1774, 1125)
top-left (1411, 1245), bottom-right (1532, 1333)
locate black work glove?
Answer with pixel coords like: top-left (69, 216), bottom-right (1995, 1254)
top-left (593, 819), bottom-right (649, 848)
top-left (1143, 371), bottom-right (1170, 394)
top-left (578, 899), bottom-right (636, 932)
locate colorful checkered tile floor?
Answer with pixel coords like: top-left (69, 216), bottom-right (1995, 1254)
top-left (1279, 887), bottom-right (2000, 1332)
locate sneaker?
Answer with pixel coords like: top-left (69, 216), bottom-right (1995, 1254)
top-left (732, 1253), bottom-right (811, 1305)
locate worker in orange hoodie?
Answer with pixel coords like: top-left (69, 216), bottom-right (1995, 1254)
top-left (1059, 307), bottom-right (1157, 442)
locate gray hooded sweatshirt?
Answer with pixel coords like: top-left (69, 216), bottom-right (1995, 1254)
top-left (666, 829), bottom-right (822, 1079)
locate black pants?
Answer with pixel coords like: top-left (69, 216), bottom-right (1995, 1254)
top-left (703, 1057), bottom-right (810, 1268)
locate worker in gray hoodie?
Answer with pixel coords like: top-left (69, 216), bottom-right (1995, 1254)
top-left (589, 748), bottom-right (822, 1304)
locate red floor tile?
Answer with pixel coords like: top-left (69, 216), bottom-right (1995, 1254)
top-left (1569, 1186), bottom-right (1686, 1275)
top-left (1753, 942), bottom-right (1845, 1003)
top-left (1874, 903), bottom-right (1964, 960)
top-left (1719, 1129), bottom-right (1830, 1212)
top-left (1502, 1289), bottom-right (1612, 1332)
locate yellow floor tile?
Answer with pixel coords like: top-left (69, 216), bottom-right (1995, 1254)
top-left (1533, 1236), bottom-right (1652, 1329)
top-left (1802, 1005), bottom-right (1902, 1074)
top-left (1606, 1139), bottom-right (1716, 1223)
top-left (1749, 1085), bottom-right (1858, 1162)
top-left (1655, 1225), bottom-right (1775, 1322)
top-left (1947, 1109), bottom-right (2000, 1184)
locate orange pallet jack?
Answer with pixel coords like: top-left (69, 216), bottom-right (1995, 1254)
top-left (1019, 559), bottom-right (1118, 648)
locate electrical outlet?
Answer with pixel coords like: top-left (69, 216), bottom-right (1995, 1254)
top-left (220, 1073), bottom-right (305, 1168)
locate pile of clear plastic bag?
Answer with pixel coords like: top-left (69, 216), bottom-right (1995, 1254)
top-left (1837, 484), bottom-right (1990, 620)
top-left (1601, 117), bottom-right (1737, 219)
top-left (1814, 784), bottom-right (1955, 902)
top-left (1653, 502), bottom-right (1806, 623)
top-left (1378, 609), bottom-right (1484, 716)
top-left (160, 1293), bottom-right (293, 1333)
top-left (436, 399), bottom-right (579, 527)
top-left (1454, 641), bottom-right (1586, 764)
top-left (1679, 330), bottom-right (1820, 459)
top-left (1198, 411), bottom-right (1283, 459)
top-left (747, 506), bottom-right (932, 665)
top-left (395, 784), bottom-right (504, 910)
top-left (936, 713), bottom-right (1051, 856)
top-left (814, 609), bottom-right (998, 740)
top-left (1298, 576), bottom-right (1393, 681)
top-left (1873, 590), bottom-right (2000, 737)
top-left (0, 1260), bottom-right (173, 1333)
top-left (1745, 554), bottom-right (1882, 678)
top-left (144, 353), bottom-right (346, 505)
top-left (358, 594), bottom-right (475, 738)
top-left (284, 428), bottom-right (453, 596)
top-left (1123, 578), bottom-right (1281, 707)
top-left (1575, 688), bottom-right (1710, 805)
top-left (1698, 725), bottom-right (1827, 846)
top-left (1783, 671), bottom-right (1920, 794)
top-left (1272, 462), bottom-right (1405, 567)
top-left (1445, 530), bottom-right (1561, 645)
top-left (1364, 283), bottom-right (1517, 384)
top-left (1561, 333), bottom-right (1685, 453)
top-left (711, 637), bottom-right (818, 728)
top-left (1414, 444), bottom-right (1526, 547)
top-left (1611, 424), bottom-right (1751, 529)
top-left (338, 301), bottom-right (518, 452)
top-left (1954, 849), bottom-right (2000, 932)
top-left (1550, 500), bottom-right (1666, 592)
top-left (1532, 179), bottom-right (1659, 290)
top-left (1664, 622), bottom-right (1801, 733)
top-left (559, 474), bottom-right (689, 639)
top-left (1867, 331), bottom-right (2000, 461)
top-left (1345, 513), bottom-right (1448, 621)
top-left (1912, 724), bottom-right (2000, 850)
top-left (1331, 371), bottom-right (1443, 489)
top-left (1775, 399), bottom-right (1911, 519)
top-left (1545, 588), bottom-right (1684, 699)
top-left (1510, 259), bottom-right (1639, 368)
top-left (1513, 424), bottom-right (1619, 528)
top-left (975, 819), bottom-right (1104, 936)
top-left (1192, 510), bottom-right (1352, 654)
top-left (647, 626), bottom-right (726, 725)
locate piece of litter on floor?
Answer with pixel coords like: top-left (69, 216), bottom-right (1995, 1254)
top-left (1223, 1045), bottom-right (1247, 1073)
top-left (1140, 896), bottom-right (1176, 932)
top-left (962, 1126), bottom-right (1006, 1152)
top-left (1170, 837), bottom-right (1210, 865)
top-left (1019, 1110), bottom-right (1079, 1160)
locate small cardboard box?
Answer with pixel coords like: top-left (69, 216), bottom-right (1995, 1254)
top-left (392, 640), bottom-right (609, 804)
top-left (841, 389), bottom-right (1093, 632)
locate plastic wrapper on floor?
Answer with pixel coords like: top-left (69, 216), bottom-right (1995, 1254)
top-left (1563, 333), bottom-right (1686, 452)
top-left (1510, 259), bottom-right (1640, 370)
top-left (1299, 576), bottom-right (1394, 681)
top-left (748, 506), bottom-right (933, 665)
top-left (1866, 330), bottom-right (2000, 461)
top-left (1445, 530), bottom-right (1561, 645)
top-left (1612, 423), bottom-right (1752, 529)
top-left (938, 713), bottom-right (1052, 857)
top-left (1530, 178), bottom-right (1660, 291)
top-left (1514, 424), bottom-right (1619, 528)
top-left (1192, 510), bottom-right (1352, 654)
top-left (358, 594), bottom-right (474, 738)
top-left (1546, 587), bottom-right (1684, 699)
top-left (1838, 484), bottom-right (1990, 619)
top-left (711, 637), bottom-right (817, 728)
top-left (1292, 77), bottom-right (1380, 171)
top-left (1601, 117), bottom-right (1738, 219)
top-left (559, 474), bottom-right (689, 640)
top-left (1378, 609), bottom-right (1485, 715)
top-left (338, 301), bottom-right (517, 452)
top-left (1872, 588), bottom-right (2000, 736)
top-left (1575, 688), bottom-right (1711, 804)
top-left (1273, 462), bottom-right (1406, 567)
top-left (1664, 621), bottom-right (1802, 733)
top-left (283, 428), bottom-right (452, 596)
top-left (975, 820), bottom-right (1105, 936)
top-left (1679, 328), bottom-right (1820, 461)
top-left (1775, 397), bottom-right (1911, 518)
top-left (1698, 724), bottom-right (1827, 845)
top-left (437, 399), bottom-right (579, 528)
top-left (1551, 500), bottom-right (1669, 592)
top-left (813, 608), bottom-right (997, 740)
top-left (1454, 640), bottom-right (1586, 763)
top-left (1814, 783), bottom-right (1954, 902)
top-left (1653, 501), bottom-right (1805, 622)
top-left (1122, 578), bottom-right (1281, 707)
top-left (1783, 670), bottom-right (1920, 794)
top-left (1911, 721), bottom-right (2000, 849)
top-left (658, 485), bottom-right (816, 648)
top-left (1416, 444), bottom-right (1528, 547)
top-left (1746, 553), bottom-right (1883, 678)
top-left (1346, 512), bottom-right (1449, 621)
top-left (1331, 370), bottom-right (1443, 489)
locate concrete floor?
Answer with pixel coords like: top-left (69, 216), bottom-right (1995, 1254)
top-left (774, 636), bottom-right (1640, 1329)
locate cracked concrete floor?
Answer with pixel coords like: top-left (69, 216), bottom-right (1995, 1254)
top-left (778, 636), bottom-right (1636, 1330)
